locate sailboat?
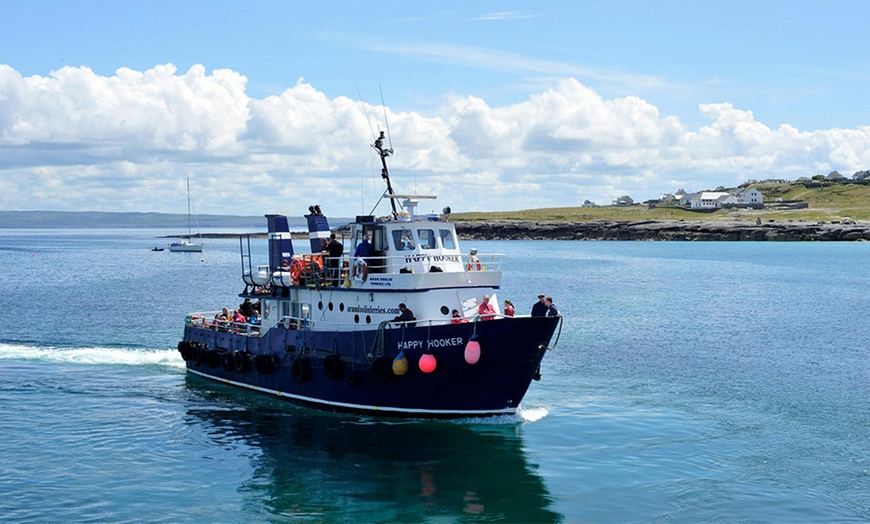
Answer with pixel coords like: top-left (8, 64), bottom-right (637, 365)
top-left (168, 178), bottom-right (204, 252)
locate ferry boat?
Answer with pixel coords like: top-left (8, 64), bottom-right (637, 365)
top-left (177, 132), bottom-right (563, 418)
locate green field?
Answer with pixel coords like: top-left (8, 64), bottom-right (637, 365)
top-left (452, 182), bottom-right (870, 223)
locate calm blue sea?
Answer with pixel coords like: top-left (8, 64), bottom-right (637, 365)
top-left (1, 229), bottom-right (868, 523)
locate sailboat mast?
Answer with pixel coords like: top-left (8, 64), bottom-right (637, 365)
top-left (186, 177), bottom-right (192, 238)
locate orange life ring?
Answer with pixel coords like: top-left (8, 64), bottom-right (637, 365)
top-left (290, 258), bottom-right (303, 282)
top-left (352, 258), bottom-right (368, 283)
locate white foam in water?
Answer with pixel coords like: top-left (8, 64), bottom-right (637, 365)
top-left (450, 406), bottom-right (549, 426)
top-left (517, 406), bottom-right (549, 423)
top-left (0, 343), bottom-right (186, 370)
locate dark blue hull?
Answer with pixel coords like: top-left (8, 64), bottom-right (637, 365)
top-left (178, 316), bottom-right (560, 418)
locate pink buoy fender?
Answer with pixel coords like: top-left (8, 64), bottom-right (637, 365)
top-left (419, 353), bottom-right (437, 373)
top-left (464, 335), bottom-right (481, 365)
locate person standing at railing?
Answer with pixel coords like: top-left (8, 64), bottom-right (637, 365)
top-left (503, 299), bottom-right (515, 317)
top-left (478, 294), bottom-right (496, 321)
top-left (545, 297), bottom-right (560, 317)
top-left (466, 248), bottom-right (481, 271)
top-left (324, 233), bottom-right (344, 286)
top-left (354, 235), bottom-right (373, 258)
top-left (531, 294), bottom-right (547, 317)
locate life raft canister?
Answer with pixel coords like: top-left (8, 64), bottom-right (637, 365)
top-left (352, 258), bottom-right (368, 283)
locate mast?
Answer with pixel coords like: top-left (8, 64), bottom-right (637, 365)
top-left (372, 131), bottom-right (398, 218)
top-left (186, 177), bottom-right (192, 238)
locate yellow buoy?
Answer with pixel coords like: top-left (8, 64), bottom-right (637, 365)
top-left (392, 352), bottom-right (409, 376)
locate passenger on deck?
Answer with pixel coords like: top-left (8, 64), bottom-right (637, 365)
top-left (391, 303), bottom-right (417, 328)
top-left (325, 233), bottom-right (344, 286)
top-left (451, 309), bottom-right (468, 324)
top-left (504, 299), bottom-right (515, 317)
top-left (240, 298), bottom-right (254, 318)
top-left (466, 248), bottom-right (481, 271)
top-left (216, 307), bottom-right (232, 331)
top-left (478, 294), bottom-right (496, 321)
top-left (545, 297), bottom-right (560, 317)
top-left (531, 294), bottom-right (547, 317)
top-left (354, 235), bottom-right (373, 258)
top-left (233, 309), bottom-right (246, 323)
top-left (249, 311), bottom-right (260, 324)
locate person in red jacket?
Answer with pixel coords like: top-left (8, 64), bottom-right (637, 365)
top-left (478, 294), bottom-right (496, 321)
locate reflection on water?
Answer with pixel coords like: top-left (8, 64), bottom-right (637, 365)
top-left (184, 376), bottom-right (560, 522)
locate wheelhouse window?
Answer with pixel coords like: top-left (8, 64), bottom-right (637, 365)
top-left (392, 229), bottom-right (415, 251)
top-left (418, 229), bottom-right (437, 250)
top-left (439, 229), bottom-right (456, 249)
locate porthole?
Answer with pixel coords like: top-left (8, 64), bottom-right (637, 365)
top-left (340, 303), bottom-right (345, 312)
top-left (354, 314), bottom-right (360, 324)
top-left (440, 305), bottom-right (449, 315)
top-left (318, 301), bottom-right (323, 310)
top-left (328, 302), bottom-right (334, 311)
top-left (366, 315), bottom-right (371, 324)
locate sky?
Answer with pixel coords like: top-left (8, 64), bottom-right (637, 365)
top-left (1, 0), bottom-right (869, 216)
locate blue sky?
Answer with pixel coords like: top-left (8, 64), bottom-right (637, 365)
top-left (1, 1), bottom-right (869, 215)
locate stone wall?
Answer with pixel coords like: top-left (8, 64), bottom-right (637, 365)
top-left (454, 220), bottom-right (870, 241)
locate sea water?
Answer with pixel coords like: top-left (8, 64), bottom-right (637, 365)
top-left (0, 229), bottom-right (868, 522)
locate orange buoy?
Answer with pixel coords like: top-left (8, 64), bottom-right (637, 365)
top-left (419, 353), bottom-right (437, 373)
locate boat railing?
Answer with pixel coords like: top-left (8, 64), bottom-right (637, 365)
top-left (270, 312), bottom-right (517, 332)
top-left (185, 311), bottom-right (262, 336)
top-left (319, 252), bottom-right (505, 277)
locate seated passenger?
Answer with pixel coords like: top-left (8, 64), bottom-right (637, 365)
top-left (451, 309), bottom-right (468, 324)
top-left (391, 303), bottom-right (416, 328)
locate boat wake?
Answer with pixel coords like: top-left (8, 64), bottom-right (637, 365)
top-left (0, 342), bottom-right (185, 370)
top-left (450, 406), bottom-right (550, 426)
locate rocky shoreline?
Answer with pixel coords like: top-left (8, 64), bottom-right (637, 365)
top-left (453, 219), bottom-right (870, 241)
top-left (170, 219), bottom-right (870, 242)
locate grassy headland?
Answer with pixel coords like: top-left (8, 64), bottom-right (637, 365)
top-left (451, 182), bottom-right (870, 223)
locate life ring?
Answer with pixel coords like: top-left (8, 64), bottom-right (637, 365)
top-left (323, 354), bottom-right (344, 380)
top-left (290, 258), bottom-right (303, 282)
top-left (291, 357), bottom-right (311, 383)
top-left (352, 258), bottom-right (368, 283)
top-left (233, 351), bottom-right (249, 373)
top-left (371, 356), bottom-right (393, 382)
top-left (466, 258), bottom-right (482, 271)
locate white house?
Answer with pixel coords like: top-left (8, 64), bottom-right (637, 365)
top-left (731, 187), bottom-right (764, 204)
top-left (688, 191), bottom-right (738, 209)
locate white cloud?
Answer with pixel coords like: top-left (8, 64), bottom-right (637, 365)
top-left (1, 64), bottom-right (869, 215)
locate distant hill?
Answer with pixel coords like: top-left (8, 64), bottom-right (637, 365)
top-left (0, 211), bottom-right (353, 229)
